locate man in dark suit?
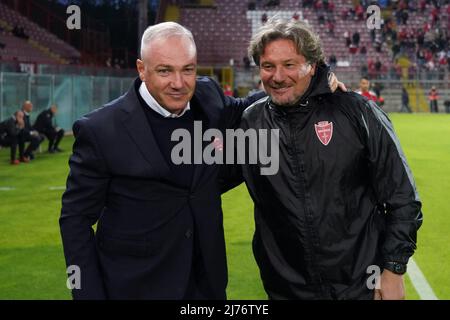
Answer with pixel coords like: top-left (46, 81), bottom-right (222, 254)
top-left (33, 104), bottom-right (65, 153)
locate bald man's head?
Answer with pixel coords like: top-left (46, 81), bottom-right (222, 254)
top-left (22, 101), bottom-right (33, 113)
top-left (50, 104), bottom-right (58, 114)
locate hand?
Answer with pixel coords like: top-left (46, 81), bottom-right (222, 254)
top-left (328, 72), bottom-right (347, 93)
top-left (374, 270), bottom-right (405, 300)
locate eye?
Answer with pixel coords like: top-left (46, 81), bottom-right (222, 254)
top-left (262, 64), bottom-right (273, 71)
top-left (285, 63), bottom-right (295, 68)
top-left (184, 67), bottom-right (196, 75)
top-left (157, 69), bottom-right (170, 76)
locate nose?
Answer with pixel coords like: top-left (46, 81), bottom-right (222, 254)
top-left (272, 66), bottom-right (286, 83)
top-left (170, 72), bottom-right (184, 90)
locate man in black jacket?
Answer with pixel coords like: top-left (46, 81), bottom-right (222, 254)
top-left (33, 104), bottom-right (65, 153)
top-left (238, 19), bottom-right (423, 300)
top-left (0, 110), bottom-right (25, 164)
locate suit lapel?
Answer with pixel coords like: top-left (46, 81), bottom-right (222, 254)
top-left (189, 90), bottom-right (219, 192)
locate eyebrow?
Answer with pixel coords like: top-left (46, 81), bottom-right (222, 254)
top-left (155, 64), bottom-right (196, 69)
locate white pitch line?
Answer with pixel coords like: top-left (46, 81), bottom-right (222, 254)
top-left (407, 258), bottom-right (438, 300)
top-left (0, 187), bottom-right (15, 191)
top-left (48, 186), bottom-right (66, 190)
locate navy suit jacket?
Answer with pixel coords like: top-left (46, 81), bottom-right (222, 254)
top-left (60, 77), bottom-right (262, 299)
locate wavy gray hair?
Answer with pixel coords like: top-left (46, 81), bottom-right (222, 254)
top-left (248, 19), bottom-right (325, 66)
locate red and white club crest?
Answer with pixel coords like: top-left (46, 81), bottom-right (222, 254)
top-left (314, 121), bottom-right (333, 146)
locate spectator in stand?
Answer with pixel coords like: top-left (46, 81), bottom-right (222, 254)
top-left (261, 13), bottom-right (268, 24)
top-left (223, 84), bottom-right (233, 97)
top-left (329, 54), bottom-right (337, 70)
top-left (378, 0), bottom-right (389, 8)
top-left (265, 0), bottom-right (280, 7)
top-left (318, 14), bottom-right (325, 25)
top-left (243, 56), bottom-right (251, 69)
top-left (33, 104), bottom-right (65, 153)
top-left (355, 3), bottom-right (364, 20)
top-left (444, 100), bottom-right (450, 114)
top-left (313, 0), bottom-right (322, 11)
top-left (438, 50), bottom-right (447, 69)
top-left (352, 31), bottom-right (360, 47)
top-left (328, 0), bottom-right (335, 12)
top-left (326, 20), bottom-right (334, 34)
top-left (233, 87), bottom-right (239, 98)
top-left (417, 30), bottom-right (425, 48)
top-left (370, 28), bottom-right (376, 43)
top-left (428, 86), bottom-right (439, 113)
top-left (0, 110), bottom-right (25, 165)
top-left (447, 49), bottom-right (450, 72)
top-left (393, 8), bottom-right (402, 25)
top-left (375, 58), bottom-right (382, 73)
top-left (392, 42), bottom-right (400, 60)
top-left (248, 79), bottom-right (264, 96)
top-left (359, 45), bottom-right (367, 64)
top-left (344, 31), bottom-right (351, 47)
top-left (12, 25), bottom-right (29, 40)
top-left (408, 0), bottom-right (417, 12)
top-left (372, 82), bottom-right (384, 101)
top-left (419, 0), bottom-right (427, 12)
top-left (430, 6), bottom-right (440, 26)
top-left (401, 10), bottom-right (409, 25)
top-left (374, 38), bottom-right (382, 53)
top-left (356, 77), bottom-right (378, 103)
top-left (349, 43), bottom-right (358, 61)
top-left (341, 8), bottom-right (349, 20)
top-left (302, 0), bottom-right (314, 8)
top-left (417, 49), bottom-right (426, 68)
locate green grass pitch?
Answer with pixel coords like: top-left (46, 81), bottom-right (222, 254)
top-left (0, 113), bottom-right (448, 299)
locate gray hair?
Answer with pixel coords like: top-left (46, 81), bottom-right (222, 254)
top-left (140, 22), bottom-right (196, 59)
top-left (248, 19), bottom-right (325, 66)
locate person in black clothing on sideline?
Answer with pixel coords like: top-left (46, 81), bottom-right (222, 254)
top-left (0, 110), bottom-right (25, 164)
top-left (33, 104), bottom-right (65, 153)
top-left (19, 100), bottom-right (44, 160)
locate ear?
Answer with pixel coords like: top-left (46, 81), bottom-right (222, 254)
top-left (136, 59), bottom-right (145, 81)
top-left (310, 63), bottom-right (317, 77)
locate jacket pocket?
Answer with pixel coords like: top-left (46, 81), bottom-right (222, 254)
top-left (96, 229), bottom-right (154, 257)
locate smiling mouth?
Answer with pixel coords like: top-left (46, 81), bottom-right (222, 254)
top-left (168, 92), bottom-right (188, 98)
top-left (272, 87), bottom-right (290, 94)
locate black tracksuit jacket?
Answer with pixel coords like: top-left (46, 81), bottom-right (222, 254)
top-left (239, 65), bottom-right (423, 299)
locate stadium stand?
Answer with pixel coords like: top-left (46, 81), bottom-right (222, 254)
top-left (171, 0), bottom-right (449, 112)
top-left (0, 1), bottom-right (80, 64)
top-left (179, 0), bottom-right (448, 76)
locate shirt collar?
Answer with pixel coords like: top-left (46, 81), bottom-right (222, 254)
top-left (139, 82), bottom-right (190, 118)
